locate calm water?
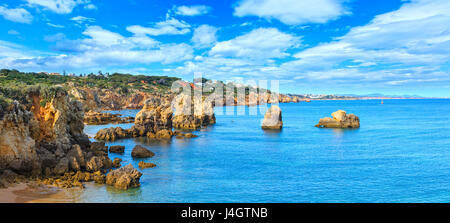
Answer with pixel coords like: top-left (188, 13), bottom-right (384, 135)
top-left (79, 99), bottom-right (450, 203)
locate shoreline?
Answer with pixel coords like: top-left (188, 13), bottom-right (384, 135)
top-left (0, 183), bottom-right (77, 203)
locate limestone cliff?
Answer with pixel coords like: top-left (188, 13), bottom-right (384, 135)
top-left (0, 87), bottom-right (111, 180)
top-left (172, 94), bottom-right (216, 129)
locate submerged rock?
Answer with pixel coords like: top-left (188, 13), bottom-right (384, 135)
top-left (138, 161), bottom-right (156, 169)
top-left (106, 164), bottom-right (142, 190)
top-left (315, 110), bottom-right (360, 128)
top-left (261, 106), bottom-right (283, 130)
top-left (131, 145), bottom-right (155, 158)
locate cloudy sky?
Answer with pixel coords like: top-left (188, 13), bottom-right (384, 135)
top-left (0, 0), bottom-right (449, 96)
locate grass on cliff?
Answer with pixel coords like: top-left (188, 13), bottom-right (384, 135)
top-left (0, 83), bottom-right (67, 108)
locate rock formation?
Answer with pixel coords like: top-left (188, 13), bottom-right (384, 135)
top-left (138, 161), bottom-right (156, 169)
top-left (172, 94), bottom-right (216, 129)
top-left (131, 145), bottom-right (155, 158)
top-left (106, 164), bottom-right (142, 190)
top-left (315, 110), bottom-right (360, 128)
top-left (112, 158), bottom-right (122, 168)
top-left (0, 87), bottom-right (113, 187)
top-left (94, 97), bottom-right (174, 141)
top-left (84, 111), bottom-right (134, 125)
top-left (261, 106), bottom-right (283, 130)
top-left (109, 145), bottom-right (125, 154)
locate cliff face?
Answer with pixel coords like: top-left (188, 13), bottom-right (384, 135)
top-left (172, 94), bottom-right (216, 129)
top-left (69, 86), bottom-right (160, 111)
top-left (0, 88), bottom-right (109, 178)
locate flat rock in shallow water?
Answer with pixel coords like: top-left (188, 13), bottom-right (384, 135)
top-left (109, 146), bottom-right (125, 154)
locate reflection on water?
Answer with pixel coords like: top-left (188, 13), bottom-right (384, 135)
top-left (80, 100), bottom-right (450, 202)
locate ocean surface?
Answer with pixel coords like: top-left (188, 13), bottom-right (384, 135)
top-left (78, 99), bottom-right (450, 203)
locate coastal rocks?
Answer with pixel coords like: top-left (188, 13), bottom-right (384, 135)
top-left (109, 145), bottom-right (125, 154)
top-left (131, 145), bottom-right (155, 158)
top-left (261, 106), bottom-right (283, 130)
top-left (94, 127), bottom-right (130, 141)
top-left (131, 97), bottom-right (173, 137)
top-left (112, 158), bottom-right (122, 168)
top-left (86, 156), bottom-right (112, 173)
top-left (138, 161), bottom-right (156, 169)
top-left (174, 131), bottom-right (198, 139)
top-left (84, 111), bottom-right (134, 125)
top-left (172, 94), bottom-right (216, 129)
top-left (106, 164), bottom-right (142, 190)
top-left (315, 110), bottom-right (360, 128)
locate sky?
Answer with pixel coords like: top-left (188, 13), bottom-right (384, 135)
top-left (0, 0), bottom-right (449, 97)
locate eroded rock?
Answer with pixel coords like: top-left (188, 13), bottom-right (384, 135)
top-left (261, 106), bottom-right (283, 130)
top-left (315, 110), bottom-right (360, 128)
top-left (106, 164), bottom-right (142, 190)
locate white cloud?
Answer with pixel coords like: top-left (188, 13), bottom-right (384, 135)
top-left (70, 15), bottom-right (95, 24)
top-left (25, 0), bottom-right (92, 14)
top-left (84, 3), bottom-right (97, 10)
top-left (126, 17), bottom-right (190, 36)
top-left (0, 6), bottom-right (33, 24)
top-left (47, 22), bottom-right (65, 28)
top-left (0, 25), bottom-right (193, 70)
top-left (192, 25), bottom-right (218, 49)
top-left (7, 30), bottom-right (20, 35)
top-left (234, 0), bottom-right (348, 25)
top-left (174, 5), bottom-right (210, 16)
top-left (210, 28), bottom-right (300, 59)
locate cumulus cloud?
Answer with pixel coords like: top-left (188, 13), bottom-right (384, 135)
top-left (0, 6), bottom-right (33, 24)
top-left (0, 25), bottom-right (193, 70)
top-left (210, 28), bottom-right (301, 59)
top-left (192, 25), bottom-right (218, 49)
top-left (173, 5), bottom-right (210, 16)
top-left (25, 0), bottom-right (92, 14)
top-left (234, 0), bottom-right (348, 25)
top-left (172, 0), bottom-right (450, 91)
top-left (126, 17), bottom-right (190, 36)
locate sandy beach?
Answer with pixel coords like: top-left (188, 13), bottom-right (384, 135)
top-left (0, 183), bottom-right (77, 203)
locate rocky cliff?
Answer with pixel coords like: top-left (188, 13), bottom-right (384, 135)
top-left (0, 87), bottom-right (112, 185)
top-left (172, 94), bottom-right (216, 129)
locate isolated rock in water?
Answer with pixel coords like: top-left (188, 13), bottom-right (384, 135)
top-left (261, 106), bottom-right (283, 130)
top-left (138, 161), bottom-right (156, 169)
top-left (131, 145), bottom-right (155, 158)
top-left (106, 164), bottom-right (142, 190)
top-left (109, 145), bottom-right (125, 153)
top-left (112, 158), bottom-right (122, 168)
top-left (315, 110), bottom-right (360, 128)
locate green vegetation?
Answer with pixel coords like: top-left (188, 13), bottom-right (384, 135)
top-left (0, 69), bottom-right (181, 95)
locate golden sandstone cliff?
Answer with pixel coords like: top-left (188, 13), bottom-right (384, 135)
top-left (0, 87), bottom-right (142, 189)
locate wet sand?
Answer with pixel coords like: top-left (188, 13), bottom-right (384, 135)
top-left (0, 183), bottom-right (79, 203)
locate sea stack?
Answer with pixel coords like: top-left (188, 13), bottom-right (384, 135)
top-left (261, 105), bottom-right (283, 130)
top-left (315, 110), bottom-right (360, 128)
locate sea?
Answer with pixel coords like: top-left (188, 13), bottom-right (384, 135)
top-left (75, 99), bottom-right (450, 202)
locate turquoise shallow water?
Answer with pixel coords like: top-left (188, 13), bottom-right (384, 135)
top-left (80, 99), bottom-right (450, 202)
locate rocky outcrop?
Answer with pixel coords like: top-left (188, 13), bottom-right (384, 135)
top-left (112, 158), bottom-right (122, 168)
top-left (109, 145), bottom-right (125, 154)
top-left (106, 164), bottom-right (142, 190)
top-left (174, 131), bottom-right (198, 139)
top-left (84, 111), bottom-right (134, 125)
top-left (172, 94), bottom-right (216, 129)
top-left (138, 161), bottom-right (156, 169)
top-left (261, 106), bottom-right (283, 130)
top-left (129, 97), bottom-right (173, 138)
top-left (0, 87), bottom-right (112, 183)
top-left (131, 145), bottom-right (154, 158)
top-left (315, 110), bottom-right (360, 128)
top-left (94, 97), bottom-right (174, 141)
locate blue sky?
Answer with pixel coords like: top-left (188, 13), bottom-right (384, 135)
top-left (0, 0), bottom-right (449, 97)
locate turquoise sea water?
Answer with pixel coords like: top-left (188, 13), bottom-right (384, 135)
top-left (80, 99), bottom-right (450, 203)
